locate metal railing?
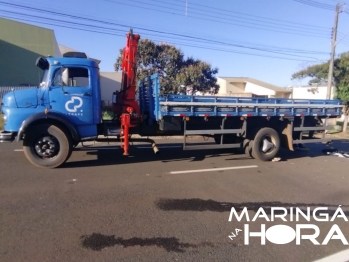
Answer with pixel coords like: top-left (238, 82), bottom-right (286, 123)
top-left (0, 86), bottom-right (35, 100)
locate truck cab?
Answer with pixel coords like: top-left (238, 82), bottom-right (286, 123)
top-left (1, 54), bottom-right (103, 168)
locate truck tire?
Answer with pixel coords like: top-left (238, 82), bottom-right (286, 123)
top-left (23, 124), bottom-right (72, 168)
top-left (251, 128), bottom-right (280, 161)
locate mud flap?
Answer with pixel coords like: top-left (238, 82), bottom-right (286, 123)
top-left (281, 122), bottom-right (294, 151)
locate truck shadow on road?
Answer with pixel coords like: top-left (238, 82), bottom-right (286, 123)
top-left (62, 145), bottom-right (246, 168)
top-left (80, 233), bottom-right (215, 252)
top-left (227, 139), bottom-right (349, 162)
top-left (62, 140), bottom-right (349, 168)
top-left (155, 198), bottom-right (349, 217)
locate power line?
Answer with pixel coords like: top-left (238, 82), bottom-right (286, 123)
top-left (0, 1), bottom-right (332, 62)
top-left (0, 14), bottom-right (126, 37)
top-left (0, 1), bottom-right (337, 43)
top-left (126, 0), bottom-right (331, 33)
top-left (0, 1), bottom-right (331, 55)
top-left (101, 0), bottom-right (331, 38)
top-left (293, 0), bottom-right (336, 10)
top-left (0, 13), bottom-right (323, 63)
top-left (0, 8), bottom-right (326, 60)
top-left (165, 0), bottom-right (331, 30)
top-left (6, 0), bottom-right (327, 38)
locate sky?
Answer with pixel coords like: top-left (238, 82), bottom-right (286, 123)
top-left (1, 0), bottom-right (349, 88)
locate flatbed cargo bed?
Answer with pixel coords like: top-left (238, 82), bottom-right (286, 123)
top-left (138, 74), bottom-right (343, 122)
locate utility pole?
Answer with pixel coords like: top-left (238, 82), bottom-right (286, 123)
top-left (185, 1), bottom-right (188, 16)
top-left (326, 3), bottom-right (341, 100)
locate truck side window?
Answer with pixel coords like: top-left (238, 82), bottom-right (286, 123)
top-left (52, 67), bottom-right (90, 87)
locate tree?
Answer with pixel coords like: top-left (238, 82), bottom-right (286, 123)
top-left (114, 39), bottom-right (219, 95)
top-left (291, 51), bottom-right (349, 132)
top-left (291, 51), bottom-right (349, 102)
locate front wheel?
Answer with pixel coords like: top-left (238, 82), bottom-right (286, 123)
top-left (251, 128), bottom-right (280, 161)
top-left (23, 124), bottom-right (72, 168)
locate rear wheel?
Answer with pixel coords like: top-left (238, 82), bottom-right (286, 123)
top-left (23, 124), bottom-right (72, 168)
top-left (251, 128), bottom-right (280, 161)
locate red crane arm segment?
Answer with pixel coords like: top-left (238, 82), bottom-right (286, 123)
top-left (113, 30), bottom-right (141, 117)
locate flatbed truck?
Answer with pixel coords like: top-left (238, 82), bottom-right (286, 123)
top-left (0, 30), bottom-right (344, 168)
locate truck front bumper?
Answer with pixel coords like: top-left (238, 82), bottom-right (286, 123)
top-left (0, 130), bottom-right (15, 142)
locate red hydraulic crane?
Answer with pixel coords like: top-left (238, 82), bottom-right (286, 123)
top-left (112, 29), bottom-right (141, 155)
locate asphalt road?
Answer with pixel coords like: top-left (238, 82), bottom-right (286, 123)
top-left (0, 138), bottom-right (349, 262)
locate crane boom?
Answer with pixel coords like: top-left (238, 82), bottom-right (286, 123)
top-left (113, 29), bottom-right (141, 117)
top-left (113, 29), bottom-right (141, 156)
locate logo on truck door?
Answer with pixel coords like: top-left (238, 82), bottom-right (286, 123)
top-left (65, 96), bottom-right (83, 114)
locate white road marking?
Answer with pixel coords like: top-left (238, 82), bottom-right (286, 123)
top-left (14, 149), bottom-right (23, 152)
top-left (75, 147), bottom-right (120, 150)
top-left (169, 165), bottom-right (258, 174)
top-left (313, 248), bottom-right (349, 262)
top-left (137, 146), bottom-right (182, 149)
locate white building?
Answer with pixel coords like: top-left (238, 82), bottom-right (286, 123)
top-left (290, 85), bottom-right (344, 124)
top-left (99, 72), bottom-right (122, 105)
top-left (216, 77), bottom-right (291, 98)
top-left (290, 85), bottom-right (336, 100)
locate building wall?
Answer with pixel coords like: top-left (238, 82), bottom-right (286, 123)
top-left (274, 92), bottom-right (290, 98)
top-left (229, 82), bottom-right (245, 90)
top-left (53, 35), bottom-right (61, 57)
top-left (99, 72), bottom-right (122, 105)
top-left (217, 79), bottom-right (247, 95)
top-left (291, 86), bottom-right (335, 100)
top-left (0, 18), bottom-right (58, 86)
top-left (216, 78), bottom-right (291, 98)
top-left (216, 78), bottom-right (227, 94)
top-left (225, 83), bottom-right (246, 94)
top-left (245, 82), bottom-right (275, 97)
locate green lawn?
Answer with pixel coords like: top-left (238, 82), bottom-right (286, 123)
top-left (102, 110), bottom-right (115, 120)
top-left (335, 120), bottom-right (349, 128)
top-left (325, 120), bottom-right (349, 134)
top-left (0, 114), bottom-right (3, 130)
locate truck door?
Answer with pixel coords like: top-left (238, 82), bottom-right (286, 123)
top-left (49, 66), bottom-right (94, 126)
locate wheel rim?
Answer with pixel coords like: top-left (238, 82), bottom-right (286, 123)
top-left (34, 135), bottom-right (59, 158)
top-left (259, 135), bottom-right (275, 155)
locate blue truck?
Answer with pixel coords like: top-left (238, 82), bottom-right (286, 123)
top-left (0, 31), bottom-right (344, 168)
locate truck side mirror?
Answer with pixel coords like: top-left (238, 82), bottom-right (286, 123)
top-left (112, 91), bottom-right (119, 104)
top-left (62, 67), bottom-right (69, 86)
